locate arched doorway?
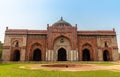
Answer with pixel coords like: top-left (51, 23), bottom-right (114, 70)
top-left (82, 49), bottom-right (91, 61)
top-left (13, 50), bottom-right (20, 61)
top-left (103, 50), bottom-right (110, 61)
top-left (58, 48), bottom-right (67, 61)
top-left (33, 49), bottom-right (41, 61)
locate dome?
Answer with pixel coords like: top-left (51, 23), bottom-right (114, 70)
top-left (52, 17), bottom-right (72, 26)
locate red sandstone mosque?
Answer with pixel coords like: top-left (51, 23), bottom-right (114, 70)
top-left (2, 17), bottom-right (119, 61)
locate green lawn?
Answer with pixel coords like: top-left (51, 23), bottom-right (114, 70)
top-left (0, 62), bottom-right (120, 77)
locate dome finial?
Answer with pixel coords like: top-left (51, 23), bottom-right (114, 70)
top-left (61, 17), bottom-right (63, 21)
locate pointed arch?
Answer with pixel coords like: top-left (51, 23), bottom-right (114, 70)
top-left (82, 43), bottom-right (92, 48)
top-left (29, 42), bottom-right (42, 61)
top-left (53, 35), bottom-right (71, 46)
top-left (12, 50), bottom-right (20, 61)
top-left (103, 50), bottom-right (110, 61)
top-left (58, 48), bottom-right (67, 61)
top-left (31, 42), bottom-right (41, 50)
top-left (82, 49), bottom-right (91, 61)
top-left (53, 35), bottom-right (71, 61)
top-left (33, 49), bottom-right (41, 61)
top-left (12, 40), bottom-right (20, 47)
top-left (80, 43), bottom-right (94, 61)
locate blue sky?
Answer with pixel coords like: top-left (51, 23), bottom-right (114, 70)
top-left (0, 0), bottom-right (120, 49)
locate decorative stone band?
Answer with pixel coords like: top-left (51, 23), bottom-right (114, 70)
top-left (78, 30), bottom-right (116, 35)
top-left (3, 46), bottom-right (10, 49)
top-left (5, 29), bottom-right (47, 35)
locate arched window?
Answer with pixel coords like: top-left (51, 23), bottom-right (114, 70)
top-left (12, 40), bottom-right (19, 47)
top-left (105, 42), bottom-right (108, 47)
top-left (15, 41), bottom-right (19, 47)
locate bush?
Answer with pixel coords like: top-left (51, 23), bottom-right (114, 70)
top-left (0, 42), bottom-right (2, 59)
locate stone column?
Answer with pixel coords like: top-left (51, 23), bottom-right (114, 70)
top-left (73, 50), bottom-right (79, 61)
top-left (20, 49), bottom-right (26, 61)
top-left (70, 50), bottom-right (79, 61)
top-left (45, 50), bottom-right (48, 61)
top-left (46, 50), bottom-right (54, 61)
top-left (51, 50), bottom-right (54, 61)
top-left (97, 49), bottom-right (103, 61)
top-left (70, 50), bottom-right (72, 61)
top-left (66, 50), bottom-right (70, 61)
top-left (53, 50), bottom-right (57, 61)
top-left (47, 50), bottom-right (50, 61)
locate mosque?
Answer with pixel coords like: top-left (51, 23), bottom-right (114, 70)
top-left (2, 17), bottom-right (119, 61)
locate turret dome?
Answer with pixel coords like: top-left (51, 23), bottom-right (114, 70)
top-left (52, 17), bottom-right (72, 26)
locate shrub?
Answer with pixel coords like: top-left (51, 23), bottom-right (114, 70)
top-left (0, 41), bottom-right (2, 59)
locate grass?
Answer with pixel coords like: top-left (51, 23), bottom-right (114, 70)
top-left (0, 62), bottom-right (120, 77)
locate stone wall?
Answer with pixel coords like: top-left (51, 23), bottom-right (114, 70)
top-left (97, 35), bottom-right (119, 61)
top-left (2, 49), bottom-right (10, 61)
top-left (26, 34), bottom-right (47, 61)
top-left (2, 34), bottom-right (27, 61)
top-left (2, 26), bottom-right (119, 62)
top-left (78, 35), bottom-right (97, 61)
top-left (78, 35), bottom-right (119, 61)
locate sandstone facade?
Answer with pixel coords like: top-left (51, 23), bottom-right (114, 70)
top-left (2, 18), bottom-right (119, 61)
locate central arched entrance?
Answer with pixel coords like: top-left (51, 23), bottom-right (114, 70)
top-left (82, 49), bottom-right (91, 61)
top-left (13, 50), bottom-right (20, 61)
top-left (33, 49), bottom-right (41, 61)
top-left (103, 50), bottom-right (110, 61)
top-left (58, 48), bottom-right (67, 61)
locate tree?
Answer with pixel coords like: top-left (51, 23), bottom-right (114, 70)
top-left (0, 41), bottom-right (2, 59)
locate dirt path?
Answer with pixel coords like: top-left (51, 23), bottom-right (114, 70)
top-left (19, 62), bottom-right (120, 71)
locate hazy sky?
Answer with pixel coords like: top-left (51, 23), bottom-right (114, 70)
top-left (0, 0), bottom-right (120, 48)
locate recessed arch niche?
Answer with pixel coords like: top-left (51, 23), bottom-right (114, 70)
top-left (53, 36), bottom-right (71, 61)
